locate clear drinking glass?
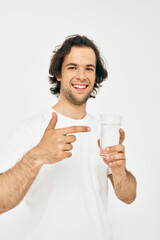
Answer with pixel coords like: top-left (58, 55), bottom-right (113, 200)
top-left (100, 114), bottom-right (122, 153)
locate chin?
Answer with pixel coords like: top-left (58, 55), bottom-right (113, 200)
top-left (69, 94), bottom-right (90, 106)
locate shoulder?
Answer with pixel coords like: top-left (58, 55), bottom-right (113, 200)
top-left (24, 107), bottom-right (52, 128)
top-left (22, 107), bottom-right (52, 137)
top-left (0, 108), bottom-right (52, 173)
top-left (9, 107), bottom-right (52, 146)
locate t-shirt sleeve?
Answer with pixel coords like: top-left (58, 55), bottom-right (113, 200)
top-left (0, 122), bottom-right (35, 173)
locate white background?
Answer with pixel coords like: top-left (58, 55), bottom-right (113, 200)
top-left (0, 0), bottom-right (160, 239)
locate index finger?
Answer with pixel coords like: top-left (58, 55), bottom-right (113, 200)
top-left (105, 144), bottom-right (125, 153)
top-left (56, 126), bottom-right (91, 135)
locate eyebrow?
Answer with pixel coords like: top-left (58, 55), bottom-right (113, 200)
top-left (65, 63), bottom-right (96, 69)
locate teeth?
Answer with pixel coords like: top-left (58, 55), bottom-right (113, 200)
top-left (73, 85), bottom-right (86, 89)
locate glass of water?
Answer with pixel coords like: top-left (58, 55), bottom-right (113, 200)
top-left (100, 114), bottom-right (122, 153)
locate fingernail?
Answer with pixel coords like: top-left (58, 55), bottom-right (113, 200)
top-left (87, 127), bottom-right (91, 131)
top-left (105, 147), bottom-right (110, 152)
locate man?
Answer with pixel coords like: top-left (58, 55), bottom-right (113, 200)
top-left (0, 35), bottom-right (136, 240)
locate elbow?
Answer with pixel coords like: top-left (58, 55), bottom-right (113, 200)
top-left (0, 205), bottom-right (15, 214)
top-left (122, 193), bottom-right (137, 204)
top-left (0, 209), bottom-right (6, 214)
top-left (0, 205), bottom-right (8, 214)
top-left (0, 201), bottom-right (19, 214)
top-left (116, 189), bottom-right (137, 204)
top-left (0, 202), bottom-right (11, 214)
top-left (122, 178), bottom-right (137, 204)
top-left (124, 197), bottom-right (136, 204)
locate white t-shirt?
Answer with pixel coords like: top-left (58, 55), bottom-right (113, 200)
top-left (0, 107), bottom-right (112, 240)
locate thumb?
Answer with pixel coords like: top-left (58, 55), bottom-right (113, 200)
top-left (97, 139), bottom-right (103, 151)
top-left (119, 128), bottom-right (125, 144)
top-left (97, 139), bottom-right (105, 154)
top-left (46, 112), bottom-right (58, 130)
top-left (97, 139), bottom-right (101, 148)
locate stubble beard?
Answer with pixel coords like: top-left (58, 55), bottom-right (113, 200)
top-left (61, 86), bottom-right (93, 106)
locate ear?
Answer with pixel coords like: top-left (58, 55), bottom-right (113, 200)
top-left (56, 74), bottom-right (62, 82)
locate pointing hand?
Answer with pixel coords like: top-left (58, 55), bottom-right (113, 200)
top-left (36, 112), bottom-right (91, 165)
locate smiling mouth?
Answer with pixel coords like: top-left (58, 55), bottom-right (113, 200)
top-left (72, 84), bottom-right (88, 91)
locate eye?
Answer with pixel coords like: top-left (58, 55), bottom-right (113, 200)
top-left (86, 67), bottom-right (94, 71)
top-left (68, 67), bottom-right (76, 70)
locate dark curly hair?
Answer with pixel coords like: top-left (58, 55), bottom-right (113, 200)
top-left (49, 35), bottom-right (108, 98)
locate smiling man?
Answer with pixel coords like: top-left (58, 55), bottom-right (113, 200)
top-left (57, 47), bottom-right (96, 105)
top-left (52, 46), bottom-right (96, 117)
top-left (0, 35), bottom-right (136, 240)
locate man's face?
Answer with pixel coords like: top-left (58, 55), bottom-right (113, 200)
top-left (57, 46), bottom-right (96, 105)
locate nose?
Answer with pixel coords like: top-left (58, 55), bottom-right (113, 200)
top-left (76, 67), bottom-right (86, 80)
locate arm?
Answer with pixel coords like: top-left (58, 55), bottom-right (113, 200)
top-left (0, 112), bottom-right (89, 214)
top-left (98, 128), bottom-right (137, 204)
top-left (0, 147), bottom-right (43, 214)
top-left (108, 170), bottom-right (137, 204)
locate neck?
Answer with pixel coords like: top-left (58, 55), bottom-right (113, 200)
top-left (52, 97), bottom-right (87, 120)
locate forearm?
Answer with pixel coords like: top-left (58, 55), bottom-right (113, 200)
top-left (111, 169), bottom-right (137, 204)
top-left (0, 146), bottom-right (43, 214)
